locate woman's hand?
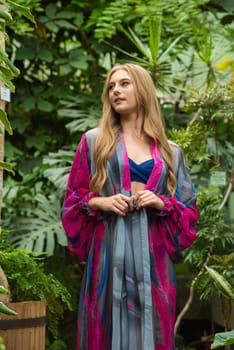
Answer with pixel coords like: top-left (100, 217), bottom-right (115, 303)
top-left (88, 194), bottom-right (133, 216)
top-left (134, 190), bottom-right (165, 211)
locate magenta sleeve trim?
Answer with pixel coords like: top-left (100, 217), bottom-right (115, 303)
top-left (83, 192), bottom-right (101, 216)
top-left (157, 195), bottom-right (185, 216)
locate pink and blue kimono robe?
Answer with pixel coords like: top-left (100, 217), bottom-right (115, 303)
top-left (62, 128), bottom-right (198, 350)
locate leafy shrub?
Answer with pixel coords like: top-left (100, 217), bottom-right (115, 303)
top-left (0, 234), bottom-right (72, 338)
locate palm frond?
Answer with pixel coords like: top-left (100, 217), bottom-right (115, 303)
top-left (149, 15), bottom-right (161, 63)
top-left (118, 25), bottom-right (152, 60)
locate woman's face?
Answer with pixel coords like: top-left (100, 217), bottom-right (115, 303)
top-left (107, 69), bottom-right (137, 118)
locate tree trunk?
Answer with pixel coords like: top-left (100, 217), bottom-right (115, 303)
top-left (0, 2), bottom-right (10, 306)
top-left (0, 2), bottom-right (5, 229)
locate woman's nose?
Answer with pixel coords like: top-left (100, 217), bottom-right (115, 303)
top-left (113, 84), bottom-right (120, 94)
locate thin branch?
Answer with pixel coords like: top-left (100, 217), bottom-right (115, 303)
top-left (188, 107), bottom-right (202, 127)
top-left (174, 278), bottom-right (195, 334)
top-left (174, 254), bottom-right (210, 334)
top-left (219, 181), bottom-right (233, 211)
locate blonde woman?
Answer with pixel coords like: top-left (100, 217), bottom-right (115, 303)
top-left (62, 63), bottom-right (198, 350)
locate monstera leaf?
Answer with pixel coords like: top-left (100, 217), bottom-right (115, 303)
top-left (43, 149), bottom-right (74, 195)
top-left (9, 194), bottom-right (67, 256)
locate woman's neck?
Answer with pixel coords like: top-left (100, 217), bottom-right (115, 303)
top-left (120, 115), bottom-right (144, 138)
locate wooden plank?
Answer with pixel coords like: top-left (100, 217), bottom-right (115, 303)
top-left (0, 301), bottom-right (46, 350)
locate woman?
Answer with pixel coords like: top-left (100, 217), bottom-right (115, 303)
top-left (62, 63), bottom-right (198, 350)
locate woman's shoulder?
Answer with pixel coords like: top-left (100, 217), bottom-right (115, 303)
top-left (85, 127), bottom-right (99, 138)
top-left (82, 127), bottom-right (99, 142)
top-left (168, 140), bottom-right (183, 155)
top-left (82, 127), bottom-right (100, 150)
top-left (168, 141), bottom-right (185, 172)
top-left (168, 141), bottom-right (190, 174)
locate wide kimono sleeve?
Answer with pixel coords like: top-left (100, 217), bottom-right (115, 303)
top-left (156, 146), bottom-right (199, 262)
top-left (62, 133), bottom-right (100, 261)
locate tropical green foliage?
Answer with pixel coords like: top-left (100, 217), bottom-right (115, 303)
top-left (0, 285), bottom-right (17, 315)
top-left (0, 0), bottom-right (35, 173)
top-left (0, 234), bottom-right (72, 338)
top-left (211, 329), bottom-right (234, 349)
top-left (3, 0), bottom-right (233, 255)
top-left (8, 194), bottom-right (67, 255)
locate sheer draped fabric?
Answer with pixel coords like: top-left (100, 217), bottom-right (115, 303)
top-left (62, 128), bottom-right (198, 350)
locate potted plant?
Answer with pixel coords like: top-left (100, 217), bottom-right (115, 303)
top-left (0, 281), bottom-right (17, 350)
top-left (0, 233), bottom-right (72, 350)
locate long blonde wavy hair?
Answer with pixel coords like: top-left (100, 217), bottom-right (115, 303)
top-left (89, 63), bottom-right (176, 196)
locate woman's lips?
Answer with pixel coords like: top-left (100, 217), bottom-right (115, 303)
top-left (114, 98), bottom-right (125, 103)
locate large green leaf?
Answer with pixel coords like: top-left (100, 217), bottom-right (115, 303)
top-left (118, 25), bottom-right (151, 60)
top-left (44, 166), bottom-right (70, 195)
top-left (39, 3), bottom-right (80, 33)
top-left (0, 161), bottom-right (14, 174)
top-left (0, 302), bottom-right (17, 316)
top-left (0, 47), bottom-right (20, 77)
top-left (0, 9), bottom-right (12, 23)
top-left (0, 109), bottom-right (13, 134)
top-left (58, 99), bottom-right (100, 133)
top-left (7, 0), bottom-right (35, 23)
top-left (205, 265), bottom-right (234, 300)
top-left (37, 98), bottom-right (53, 112)
top-left (9, 194), bottom-right (67, 256)
top-left (0, 72), bottom-right (15, 91)
top-left (149, 15), bottom-right (161, 63)
top-left (211, 330), bottom-right (234, 349)
top-left (43, 149), bottom-right (75, 194)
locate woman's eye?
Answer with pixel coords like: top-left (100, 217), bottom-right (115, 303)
top-left (122, 81), bottom-right (129, 86)
top-left (108, 84), bottom-right (114, 91)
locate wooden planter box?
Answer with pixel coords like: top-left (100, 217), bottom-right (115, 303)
top-left (0, 301), bottom-right (46, 350)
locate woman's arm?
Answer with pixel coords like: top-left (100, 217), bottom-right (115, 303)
top-left (62, 133), bottom-right (100, 260)
top-left (154, 147), bottom-right (198, 262)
